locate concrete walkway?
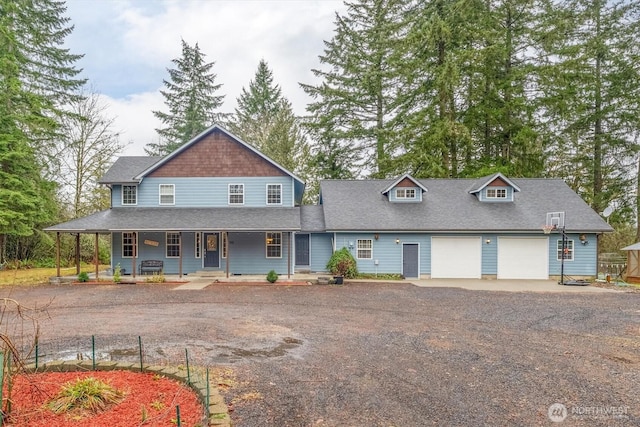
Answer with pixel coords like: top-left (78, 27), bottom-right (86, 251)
top-left (409, 278), bottom-right (617, 292)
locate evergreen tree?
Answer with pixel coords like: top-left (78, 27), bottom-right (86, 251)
top-left (229, 60), bottom-right (308, 176)
top-left (301, 0), bottom-right (410, 178)
top-left (147, 39), bottom-right (225, 156)
top-left (539, 0), bottom-right (640, 215)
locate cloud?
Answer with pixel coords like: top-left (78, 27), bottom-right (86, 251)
top-left (65, 0), bottom-right (346, 156)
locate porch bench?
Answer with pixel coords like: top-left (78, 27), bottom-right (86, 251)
top-left (139, 260), bottom-right (163, 275)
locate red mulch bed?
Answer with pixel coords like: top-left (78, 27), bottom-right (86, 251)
top-left (4, 371), bottom-right (204, 426)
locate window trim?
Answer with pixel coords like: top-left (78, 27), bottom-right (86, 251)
top-left (195, 232), bottom-right (201, 259)
top-left (266, 232), bottom-right (282, 259)
top-left (122, 232), bottom-right (137, 258)
top-left (159, 184), bottom-right (175, 205)
top-left (395, 188), bottom-right (416, 199)
top-left (266, 183), bottom-right (283, 205)
top-left (556, 239), bottom-right (574, 261)
top-left (228, 183), bottom-right (245, 205)
top-left (121, 185), bottom-right (137, 206)
top-left (357, 239), bottom-right (373, 260)
top-left (486, 187), bottom-right (507, 199)
top-left (166, 232), bottom-right (181, 258)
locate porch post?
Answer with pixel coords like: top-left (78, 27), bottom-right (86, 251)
top-left (75, 233), bottom-right (81, 274)
top-left (132, 232), bottom-right (136, 278)
top-left (179, 232), bottom-right (183, 278)
top-left (287, 232), bottom-right (291, 279)
top-left (225, 231), bottom-right (229, 278)
top-left (56, 232), bottom-right (61, 277)
top-left (94, 233), bottom-right (99, 279)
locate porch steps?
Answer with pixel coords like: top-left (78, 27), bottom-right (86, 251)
top-left (194, 270), bottom-right (227, 278)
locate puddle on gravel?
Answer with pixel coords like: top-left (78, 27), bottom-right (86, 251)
top-left (218, 337), bottom-right (303, 359)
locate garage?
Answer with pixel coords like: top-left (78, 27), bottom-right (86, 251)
top-left (497, 237), bottom-right (548, 279)
top-left (431, 237), bottom-right (482, 278)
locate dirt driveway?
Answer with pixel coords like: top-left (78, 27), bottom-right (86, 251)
top-left (3, 282), bottom-right (639, 426)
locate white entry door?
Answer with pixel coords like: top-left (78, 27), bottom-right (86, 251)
top-left (431, 237), bottom-right (482, 279)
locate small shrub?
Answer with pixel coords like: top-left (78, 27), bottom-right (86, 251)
top-left (47, 377), bottom-right (125, 415)
top-left (267, 270), bottom-right (278, 283)
top-left (145, 273), bottom-right (166, 283)
top-left (326, 247), bottom-right (358, 278)
top-left (113, 264), bottom-right (121, 284)
top-left (77, 272), bottom-right (90, 282)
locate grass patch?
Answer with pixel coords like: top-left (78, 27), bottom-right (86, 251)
top-left (47, 377), bottom-right (125, 415)
top-left (356, 273), bottom-right (404, 280)
top-left (0, 265), bottom-right (110, 286)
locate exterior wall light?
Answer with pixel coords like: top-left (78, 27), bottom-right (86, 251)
top-left (485, 239), bottom-right (491, 244)
top-left (579, 234), bottom-right (588, 245)
top-left (395, 238), bottom-right (400, 244)
top-left (374, 233), bottom-right (379, 240)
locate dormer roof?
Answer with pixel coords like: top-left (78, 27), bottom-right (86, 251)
top-left (381, 174), bottom-right (429, 195)
top-left (468, 172), bottom-right (521, 194)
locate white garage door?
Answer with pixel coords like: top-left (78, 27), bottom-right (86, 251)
top-left (498, 237), bottom-right (548, 279)
top-left (431, 237), bottom-right (482, 279)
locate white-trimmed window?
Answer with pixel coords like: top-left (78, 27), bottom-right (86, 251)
top-left (229, 184), bottom-right (244, 205)
top-left (122, 185), bottom-right (137, 205)
top-left (486, 188), bottom-right (507, 199)
top-left (556, 240), bottom-right (574, 261)
top-left (159, 184), bottom-right (175, 205)
top-left (195, 233), bottom-right (201, 258)
top-left (221, 232), bottom-right (227, 258)
top-left (267, 184), bottom-right (282, 205)
top-left (166, 232), bottom-right (181, 258)
top-left (395, 188), bottom-right (416, 199)
top-left (122, 232), bottom-right (137, 258)
top-left (266, 232), bottom-right (282, 258)
top-left (357, 239), bottom-right (373, 259)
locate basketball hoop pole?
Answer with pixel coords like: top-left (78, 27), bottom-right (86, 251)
top-left (560, 225), bottom-right (566, 286)
top-left (545, 212), bottom-right (567, 285)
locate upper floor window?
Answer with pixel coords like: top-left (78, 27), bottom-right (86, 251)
top-left (166, 232), bottom-right (181, 257)
top-left (395, 188), bottom-right (416, 199)
top-left (267, 184), bottom-right (282, 205)
top-left (229, 184), bottom-right (244, 205)
top-left (486, 188), bottom-right (507, 199)
top-left (122, 232), bottom-right (137, 258)
top-left (266, 232), bottom-right (282, 258)
top-left (556, 240), bottom-right (574, 261)
top-left (357, 239), bottom-right (373, 259)
top-left (159, 184), bottom-right (175, 205)
top-left (122, 185), bottom-right (137, 205)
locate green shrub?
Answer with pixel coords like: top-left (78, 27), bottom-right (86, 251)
top-left (77, 272), bottom-right (90, 282)
top-left (113, 264), bottom-right (121, 284)
top-left (47, 377), bottom-right (125, 415)
top-left (267, 270), bottom-right (278, 283)
top-left (326, 247), bottom-right (358, 278)
top-left (145, 273), bottom-right (166, 283)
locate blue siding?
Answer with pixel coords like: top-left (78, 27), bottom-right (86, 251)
top-left (481, 234), bottom-right (498, 274)
top-left (388, 187), bottom-right (423, 203)
top-left (548, 233), bottom-right (598, 276)
top-left (309, 233), bottom-right (333, 272)
top-left (479, 186), bottom-right (514, 202)
top-left (112, 176), bottom-right (295, 208)
top-left (226, 232), bottom-right (292, 275)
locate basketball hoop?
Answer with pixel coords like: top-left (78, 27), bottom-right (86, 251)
top-left (541, 224), bottom-right (555, 234)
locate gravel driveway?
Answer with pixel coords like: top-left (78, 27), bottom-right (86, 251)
top-left (3, 282), bottom-right (639, 426)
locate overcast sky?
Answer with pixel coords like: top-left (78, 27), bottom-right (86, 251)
top-left (64, 0), bottom-right (347, 155)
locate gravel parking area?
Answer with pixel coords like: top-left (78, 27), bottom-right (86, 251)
top-left (3, 282), bottom-right (639, 426)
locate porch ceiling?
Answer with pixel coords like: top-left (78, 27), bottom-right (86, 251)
top-left (44, 207), bottom-right (301, 233)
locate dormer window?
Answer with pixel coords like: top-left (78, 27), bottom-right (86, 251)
top-left (486, 188), bottom-right (507, 199)
top-left (396, 188), bottom-right (416, 199)
top-left (122, 185), bottom-right (137, 205)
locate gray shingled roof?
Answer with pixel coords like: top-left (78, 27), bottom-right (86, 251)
top-left (98, 157), bottom-right (162, 184)
top-left (300, 205), bottom-right (326, 232)
top-left (44, 207), bottom-right (301, 232)
top-left (319, 178), bottom-right (612, 233)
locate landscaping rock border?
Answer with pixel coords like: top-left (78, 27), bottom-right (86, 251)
top-left (24, 360), bottom-right (231, 427)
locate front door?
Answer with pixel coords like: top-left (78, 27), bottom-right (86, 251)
top-left (204, 233), bottom-right (219, 268)
top-left (402, 243), bottom-right (419, 278)
top-left (295, 234), bottom-right (310, 266)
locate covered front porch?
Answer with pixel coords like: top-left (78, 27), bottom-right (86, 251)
top-left (44, 207), bottom-right (301, 279)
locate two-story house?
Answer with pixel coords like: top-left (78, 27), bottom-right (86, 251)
top-left (46, 124), bottom-right (612, 281)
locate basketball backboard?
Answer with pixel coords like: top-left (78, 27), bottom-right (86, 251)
top-left (546, 212), bottom-right (565, 229)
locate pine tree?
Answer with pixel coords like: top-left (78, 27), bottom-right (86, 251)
top-left (301, 0), bottom-right (410, 178)
top-left (147, 39), bottom-right (225, 156)
top-left (229, 60), bottom-right (308, 174)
